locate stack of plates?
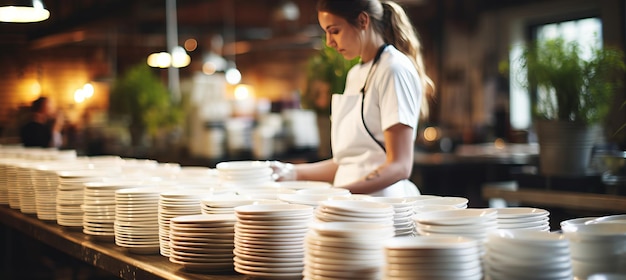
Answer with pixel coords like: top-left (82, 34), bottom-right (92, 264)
top-left (315, 200), bottom-right (395, 225)
top-left (413, 208), bottom-right (498, 254)
top-left (5, 161), bottom-right (23, 209)
top-left (56, 170), bottom-right (109, 228)
top-left (17, 163), bottom-right (38, 214)
top-left (414, 196), bottom-right (469, 209)
top-left (233, 204), bottom-right (314, 279)
top-left (158, 190), bottom-right (209, 257)
top-left (201, 195), bottom-right (284, 215)
top-left (169, 214), bottom-right (237, 272)
top-left (114, 187), bottom-right (165, 254)
top-left (216, 161), bottom-right (274, 190)
top-left (0, 159), bottom-right (10, 204)
top-left (32, 165), bottom-right (63, 220)
top-left (364, 197), bottom-right (420, 236)
top-left (31, 162), bottom-right (90, 221)
top-left (304, 222), bottom-right (395, 280)
top-left (561, 223), bottom-right (626, 279)
top-left (485, 229), bottom-right (573, 280)
top-left (173, 166), bottom-right (222, 191)
top-left (384, 236), bottom-right (483, 280)
top-left (82, 180), bottom-right (145, 241)
top-left (495, 207), bottom-right (550, 231)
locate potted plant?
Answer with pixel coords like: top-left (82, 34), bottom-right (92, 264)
top-left (518, 37), bottom-right (625, 177)
top-left (109, 63), bottom-right (183, 148)
top-left (301, 42), bottom-right (359, 158)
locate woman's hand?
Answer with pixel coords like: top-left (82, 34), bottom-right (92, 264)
top-left (269, 161), bottom-right (297, 181)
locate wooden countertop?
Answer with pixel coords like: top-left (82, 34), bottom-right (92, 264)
top-left (482, 186), bottom-right (626, 212)
top-left (0, 206), bottom-right (244, 280)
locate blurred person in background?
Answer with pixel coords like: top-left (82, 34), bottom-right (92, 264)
top-left (20, 96), bottom-right (63, 148)
top-left (272, 0), bottom-right (434, 197)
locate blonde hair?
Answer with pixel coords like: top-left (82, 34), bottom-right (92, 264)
top-left (317, 0), bottom-right (435, 118)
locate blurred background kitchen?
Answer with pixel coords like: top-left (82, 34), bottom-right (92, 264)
top-left (0, 0), bottom-right (625, 204)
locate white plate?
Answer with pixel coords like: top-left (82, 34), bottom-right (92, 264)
top-left (216, 161), bottom-right (270, 171)
top-left (274, 181), bottom-right (332, 190)
top-left (234, 203), bottom-right (313, 215)
top-left (310, 222), bottom-right (394, 237)
top-left (495, 207), bottom-right (549, 218)
top-left (414, 208), bottom-right (497, 225)
top-left (384, 235), bottom-right (479, 250)
top-left (318, 200), bottom-right (394, 214)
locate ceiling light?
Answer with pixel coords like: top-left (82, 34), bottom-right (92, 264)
top-left (0, 0), bottom-right (50, 23)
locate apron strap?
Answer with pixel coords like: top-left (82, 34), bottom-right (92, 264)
top-left (360, 44), bottom-right (388, 153)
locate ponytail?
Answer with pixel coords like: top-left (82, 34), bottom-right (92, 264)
top-left (380, 1), bottom-right (434, 119)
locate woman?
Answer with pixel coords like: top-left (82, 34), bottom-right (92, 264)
top-left (20, 97), bottom-right (63, 148)
top-left (274, 0), bottom-right (434, 197)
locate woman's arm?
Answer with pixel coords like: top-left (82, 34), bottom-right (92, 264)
top-left (293, 159), bottom-right (338, 183)
top-left (338, 123), bottom-right (414, 194)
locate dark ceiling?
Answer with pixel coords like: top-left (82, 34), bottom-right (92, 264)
top-left (0, 0), bottom-right (543, 51)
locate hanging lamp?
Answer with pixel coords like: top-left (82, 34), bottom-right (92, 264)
top-left (0, 0), bottom-right (50, 23)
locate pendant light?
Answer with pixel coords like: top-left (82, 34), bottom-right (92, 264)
top-left (0, 0), bottom-right (50, 23)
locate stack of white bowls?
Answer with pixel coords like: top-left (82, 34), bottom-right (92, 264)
top-left (561, 222), bottom-right (626, 279)
top-left (158, 189), bottom-right (209, 257)
top-left (82, 180), bottom-right (145, 241)
top-left (413, 208), bottom-right (498, 255)
top-left (169, 214), bottom-right (237, 272)
top-left (216, 161), bottom-right (274, 191)
top-left (384, 236), bottom-right (483, 280)
top-left (278, 187), bottom-right (351, 207)
top-left (364, 197), bottom-right (420, 236)
top-left (485, 229), bottom-right (573, 280)
top-left (304, 222), bottom-right (395, 280)
top-left (233, 204), bottom-right (314, 279)
top-left (114, 187), bottom-right (165, 254)
top-left (56, 170), bottom-right (110, 228)
top-left (494, 207), bottom-right (551, 231)
top-left (315, 200), bottom-right (395, 226)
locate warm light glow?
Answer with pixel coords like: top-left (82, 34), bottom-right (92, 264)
top-left (423, 127), bottom-right (440, 142)
top-left (74, 89), bottom-right (86, 103)
top-left (147, 52), bottom-right (171, 68)
top-left (147, 47), bottom-right (190, 68)
top-left (73, 83), bottom-right (95, 103)
top-left (225, 68), bottom-right (241, 85)
top-left (82, 83), bottom-right (94, 98)
top-left (494, 138), bottom-right (506, 149)
top-left (202, 62), bottom-right (217, 75)
top-left (171, 46), bottom-right (190, 68)
top-left (0, 1), bottom-right (50, 23)
top-left (30, 81), bottom-right (41, 95)
top-left (184, 38), bottom-right (197, 52)
top-left (234, 84), bottom-right (254, 100)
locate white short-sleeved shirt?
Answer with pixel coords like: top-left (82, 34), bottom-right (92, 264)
top-left (342, 45), bottom-right (422, 143)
